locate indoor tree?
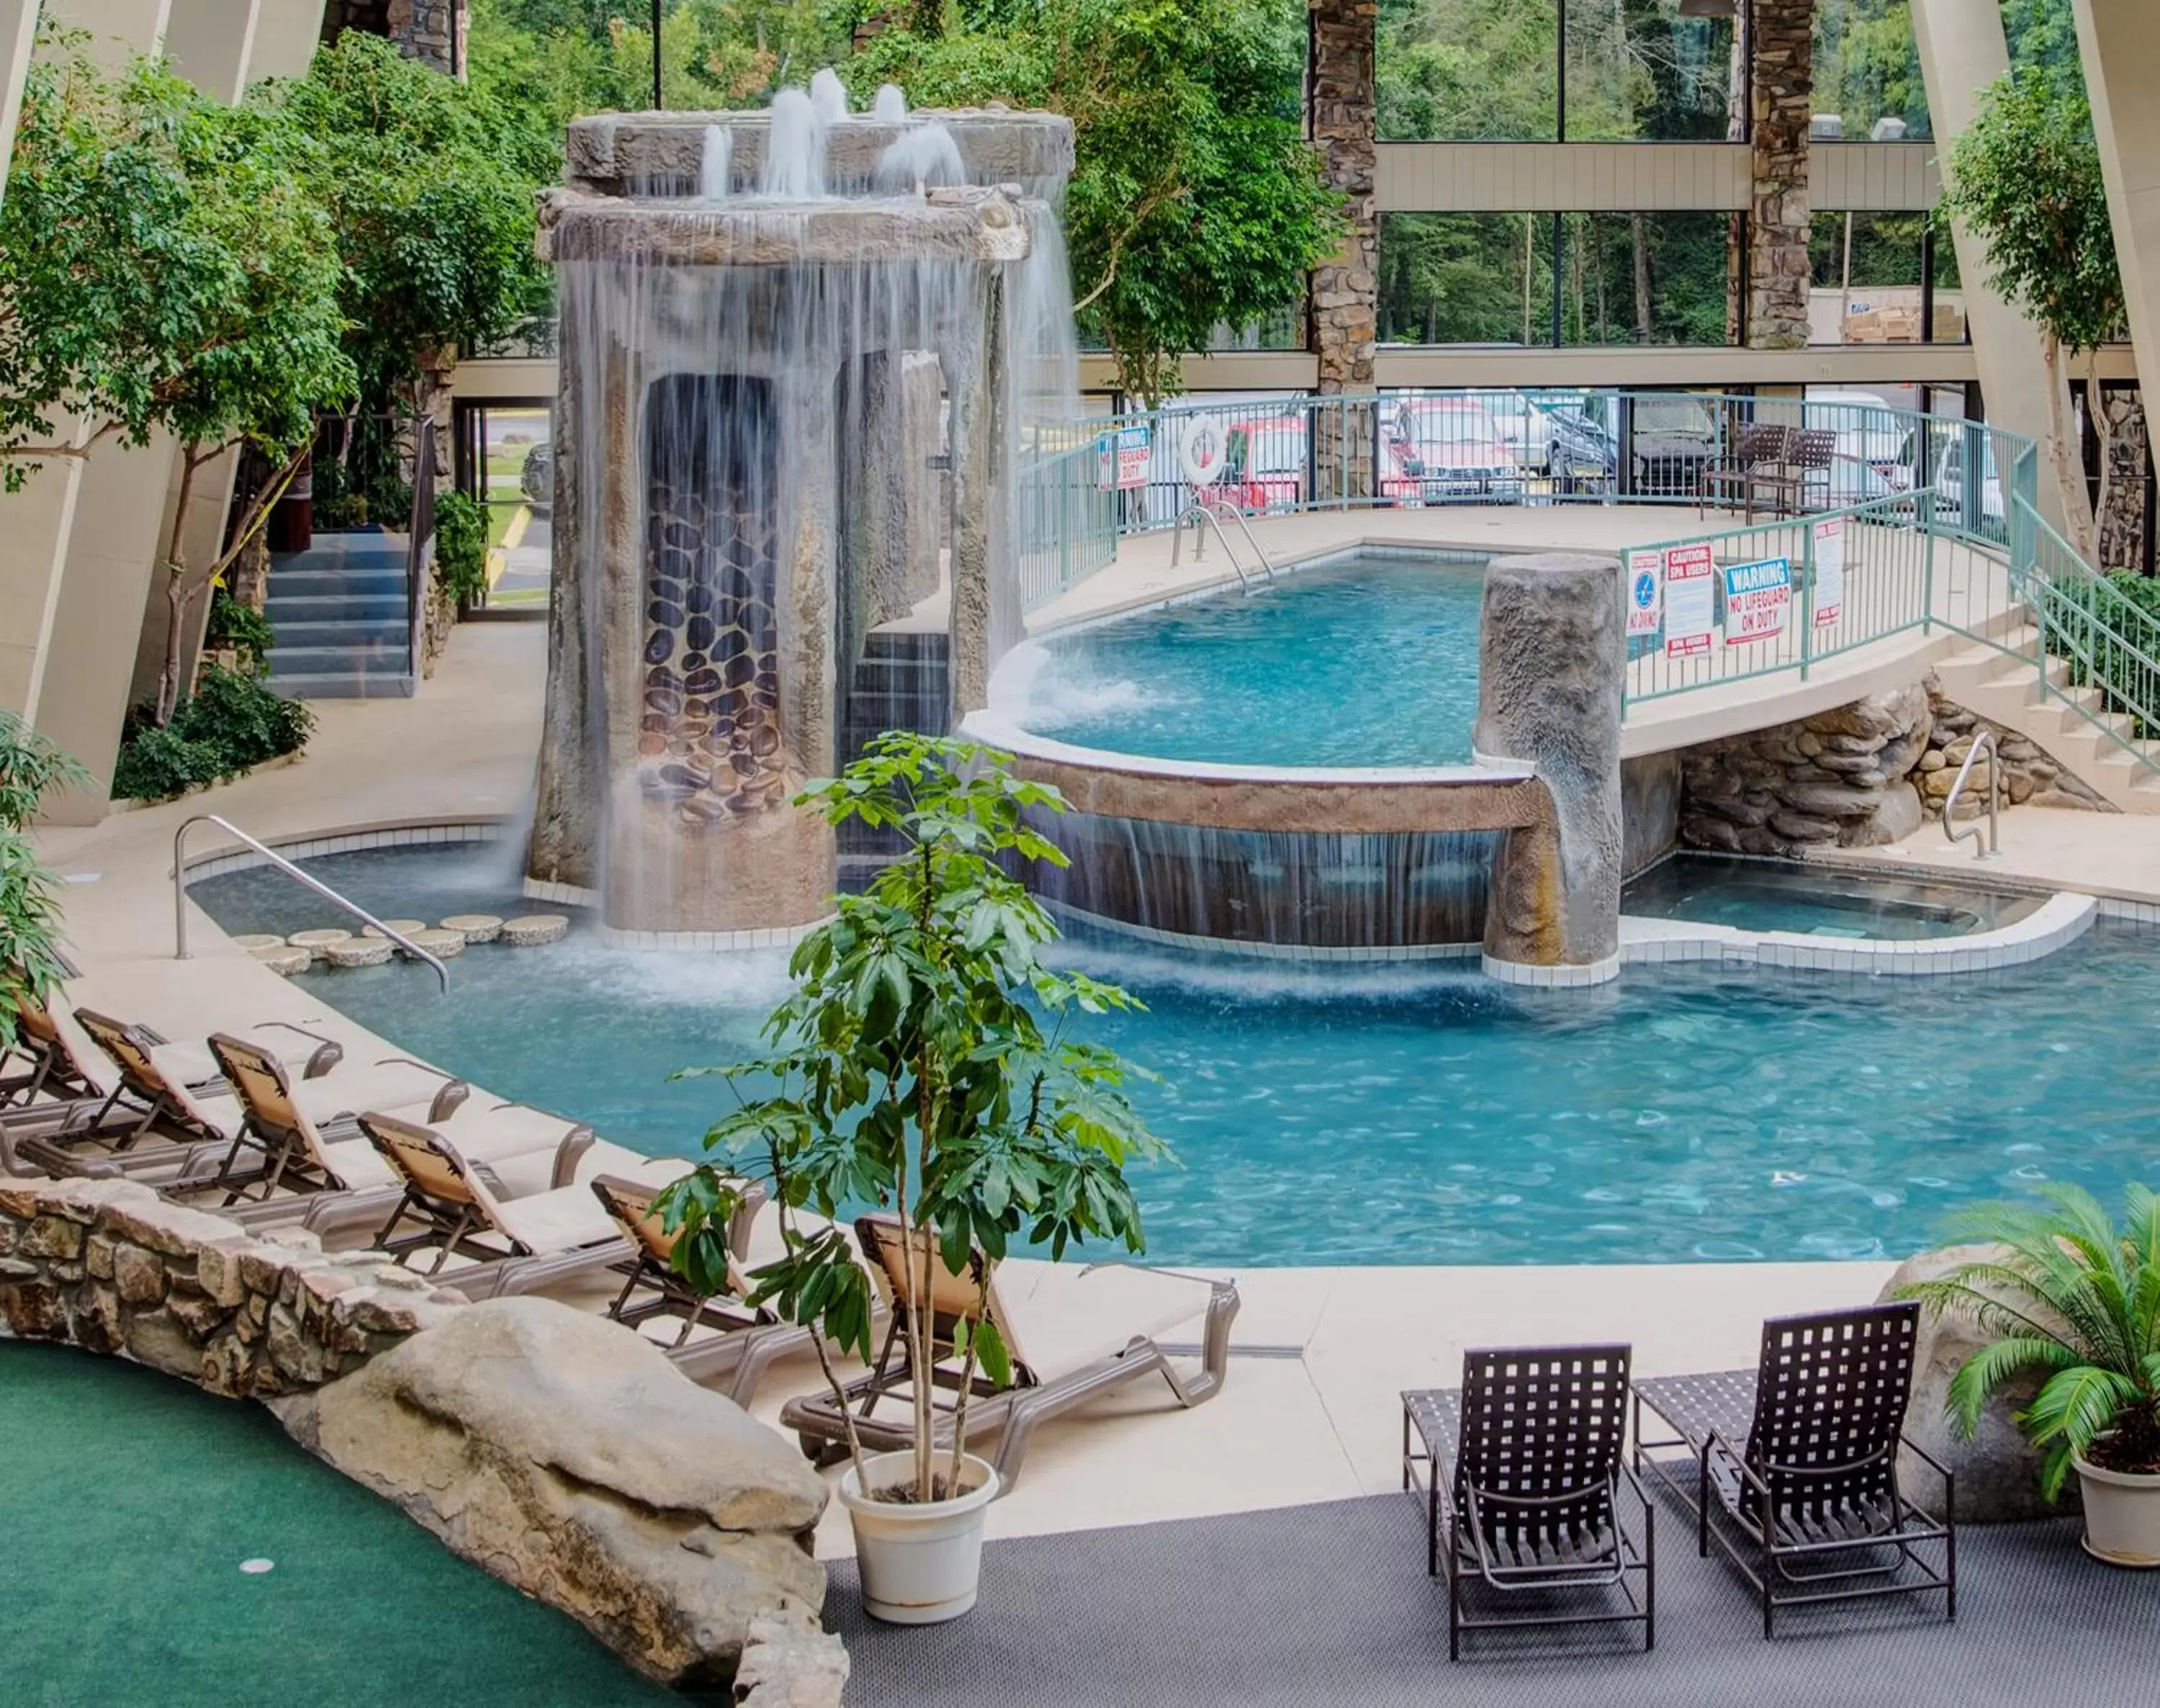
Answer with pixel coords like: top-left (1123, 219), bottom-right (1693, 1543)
top-left (0, 714), bottom-right (86, 1053)
top-left (1943, 66), bottom-right (2125, 562)
top-left (654, 734), bottom-right (1167, 1503)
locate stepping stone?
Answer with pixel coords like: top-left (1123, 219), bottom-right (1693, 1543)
top-left (248, 944), bottom-right (312, 977)
top-left (230, 933), bottom-right (287, 953)
top-left (500, 914), bottom-right (570, 947)
top-left (438, 914), bottom-right (505, 945)
top-left (288, 929), bottom-right (354, 960)
top-left (360, 920), bottom-right (428, 940)
top-left (405, 927), bottom-right (467, 960)
top-left (324, 938), bottom-right (395, 968)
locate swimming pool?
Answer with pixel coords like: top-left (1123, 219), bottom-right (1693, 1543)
top-left (1621, 855), bottom-right (2046, 942)
top-left (192, 845), bottom-right (2159, 1269)
top-left (1007, 550), bottom-right (1487, 766)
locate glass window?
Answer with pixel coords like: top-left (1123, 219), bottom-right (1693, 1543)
top-left (1805, 211), bottom-right (1963, 343)
top-left (1563, 0), bottom-right (1737, 142)
top-left (1378, 0), bottom-right (1559, 140)
top-left (1812, 0), bottom-right (1931, 141)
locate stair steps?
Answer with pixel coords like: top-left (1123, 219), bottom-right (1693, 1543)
top-left (263, 530), bottom-right (416, 701)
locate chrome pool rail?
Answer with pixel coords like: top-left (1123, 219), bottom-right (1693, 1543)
top-left (1169, 500), bottom-right (1275, 593)
top-left (173, 814), bottom-right (450, 994)
top-left (1941, 728), bottom-right (2001, 860)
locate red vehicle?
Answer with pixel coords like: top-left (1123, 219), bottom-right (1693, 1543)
top-left (1207, 414), bottom-right (1308, 514)
top-left (1381, 396), bottom-right (1523, 505)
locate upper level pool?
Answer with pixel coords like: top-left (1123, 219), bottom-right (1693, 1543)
top-left (1005, 549), bottom-right (1487, 767)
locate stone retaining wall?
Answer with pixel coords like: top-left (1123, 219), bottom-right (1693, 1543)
top-left (1678, 675), bottom-right (2107, 858)
top-left (0, 1178), bottom-right (460, 1394)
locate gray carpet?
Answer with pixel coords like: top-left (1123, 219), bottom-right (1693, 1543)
top-left (826, 1494), bottom-right (2159, 1707)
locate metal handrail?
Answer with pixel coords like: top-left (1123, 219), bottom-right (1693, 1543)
top-left (173, 814), bottom-right (450, 992)
top-left (1941, 729), bottom-right (2000, 860)
top-left (1169, 503), bottom-right (1256, 593)
top-left (1204, 495), bottom-right (1278, 583)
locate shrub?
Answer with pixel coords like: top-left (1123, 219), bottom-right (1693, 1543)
top-left (433, 489), bottom-right (488, 606)
top-left (1, 711), bottom-right (87, 1051)
top-left (111, 665), bottom-right (314, 801)
top-left (2041, 570), bottom-right (2160, 737)
top-left (204, 590), bottom-right (276, 674)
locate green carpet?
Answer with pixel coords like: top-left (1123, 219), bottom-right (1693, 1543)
top-left (0, 1341), bottom-right (675, 1707)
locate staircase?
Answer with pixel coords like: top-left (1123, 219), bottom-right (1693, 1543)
top-left (1931, 623), bottom-right (2160, 814)
top-left (263, 530), bottom-right (416, 701)
top-left (837, 628), bottom-right (951, 877)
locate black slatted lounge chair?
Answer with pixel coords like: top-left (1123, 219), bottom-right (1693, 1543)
top-left (1632, 1302), bottom-right (1955, 1637)
top-left (1403, 1344), bottom-right (1653, 1660)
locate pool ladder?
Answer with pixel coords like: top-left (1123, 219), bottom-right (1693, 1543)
top-left (1940, 728), bottom-right (2001, 860)
top-left (1171, 500), bottom-right (1277, 593)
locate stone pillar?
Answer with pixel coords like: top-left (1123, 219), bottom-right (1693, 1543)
top-left (1746, 0), bottom-right (1812, 350)
top-left (948, 272), bottom-right (1010, 720)
top-left (1475, 554), bottom-right (1624, 981)
top-left (322, 0), bottom-right (464, 77)
top-left (1307, 0), bottom-right (1376, 503)
top-left (1913, 0), bottom-right (2083, 537)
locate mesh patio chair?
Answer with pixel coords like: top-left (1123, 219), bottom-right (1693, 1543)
top-left (1402, 1344), bottom-right (1653, 1660)
top-left (1633, 1302), bottom-right (1955, 1637)
top-left (1697, 423), bottom-right (1794, 521)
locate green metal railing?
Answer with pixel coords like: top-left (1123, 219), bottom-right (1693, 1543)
top-left (2015, 497), bottom-right (2160, 773)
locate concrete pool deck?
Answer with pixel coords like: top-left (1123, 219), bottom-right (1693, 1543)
top-left (17, 603), bottom-right (2158, 1560)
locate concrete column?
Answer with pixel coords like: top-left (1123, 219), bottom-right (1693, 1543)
top-left (1912, 0), bottom-right (2083, 537)
top-left (2074, 0), bottom-right (2159, 382)
top-left (1475, 554), bottom-right (1624, 981)
top-left (161, 0), bottom-right (257, 98)
top-left (0, 0), bottom-right (39, 209)
top-left (1307, 0), bottom-right (1376, 503)
top-left (1747, 0), bottom-right (1812, 349)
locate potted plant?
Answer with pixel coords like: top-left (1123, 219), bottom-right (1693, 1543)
top-left (656, 733), bottom-right (1166, 1622)
top-left (1900, 1183), bottom-right (2160, 1566)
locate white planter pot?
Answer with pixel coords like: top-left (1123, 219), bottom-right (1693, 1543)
top-left (2074, 1456), bottom-right (2160, 1568)
top-left (838, 1450), bottom-right (1000, 1624)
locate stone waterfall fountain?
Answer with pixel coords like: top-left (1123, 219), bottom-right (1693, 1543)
top-left (525, 99), bottom-right (1076, 945)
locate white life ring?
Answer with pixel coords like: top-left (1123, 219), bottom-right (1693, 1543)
top-left (1177, 415), bottom-right (1229, 490)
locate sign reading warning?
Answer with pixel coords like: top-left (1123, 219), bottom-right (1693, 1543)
top-left (1722, 556), bottom-right (1793, 647)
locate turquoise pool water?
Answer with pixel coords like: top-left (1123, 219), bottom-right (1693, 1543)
top-left (1621, 855), bottom-right (2046, 943)
top-left (1011, 552), bottom-right (1487, 766)
top-left (192, 845), bottom-right (2159, 1267)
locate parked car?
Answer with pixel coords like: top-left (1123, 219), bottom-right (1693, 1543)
top-left (1899, 427), bottom-right (2005, 533)
top-left (519, 441), bottom-right (554, 507)
top-left (1540, 403), bottom-right (1617, 493)
top-left (1382, 395), bottom-right (1524, 503)
top-left (1479, 391), bottom-right (1554, 475)
top-left (1626, 394), bottom-right (1719, 495)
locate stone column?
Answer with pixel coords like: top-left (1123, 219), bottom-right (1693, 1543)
top-left (1308, 0), bottom-right (1376, 503)
top-left (947, 272), bottom-right (1009, 719)
top-left (321, 0), bottom-right (464, 77)
top-left (1475, 554), bottom-right (1624, 981)
top-left (1746, 0), bottom-right (1812, 350)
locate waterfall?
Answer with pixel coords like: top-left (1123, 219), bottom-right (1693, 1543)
top-left (698, 125), bottom-right (732, 200)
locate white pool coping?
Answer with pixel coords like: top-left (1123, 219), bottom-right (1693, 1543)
top-left (1618, 887), bottom-right (2097, 975)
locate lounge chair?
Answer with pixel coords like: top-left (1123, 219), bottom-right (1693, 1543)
top-left (1696, 422), bottom-right (1794, 521)
top-left (358, 1113), bottom-right (684, 1299)
top-left (1, 984), bottom-right (95, 1112)
top-left (179, 1032), bottom-right (469, 1205)
top-left (778, 1213), bottom-right (1241, 1493)
top-left (1402, 1344), bottom-right (1653, 1660)
top-left (1632, 1302), bottom-right (1955, 1637)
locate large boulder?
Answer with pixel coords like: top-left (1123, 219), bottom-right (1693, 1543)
top-left (274, 1297), bottom-right (829, 1688)
top-left (1880, 1244), bottom-right (2076, 1524)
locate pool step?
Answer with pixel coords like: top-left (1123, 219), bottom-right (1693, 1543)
top-left (263, 530), bottom-right (417, 702)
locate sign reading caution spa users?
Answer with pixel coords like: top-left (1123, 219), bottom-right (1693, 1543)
top-left (1722, 556), bottom-right (1792, 647)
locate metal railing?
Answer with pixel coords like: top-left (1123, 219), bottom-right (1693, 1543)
top-left (174, 815), bottom-right (450, 994)
top-left (1942, 729), bottom-right (2001, 859)
top-left (1013, 389), bottom-right (2040, 613)
top-left (2014, 496), bottom-right (2160, 773)
top-left (1170, 501), bottom-right (1276, 592)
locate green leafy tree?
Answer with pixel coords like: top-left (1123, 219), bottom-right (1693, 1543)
top-left (656, 734), bottom-right (1166, 1503)
top-left (1900, 1185), bottom-right (2160, 1498)
top-left (848, 0), bottom-right (1342, 403)
top-left (0, 713), bottom-right (87, 1053)
top-left (1943, 69), bottom-right (2123, 560)
top-left (262, 32), bottom-right (556, 411)
top-left (0, 34), bottom-right (355, 724)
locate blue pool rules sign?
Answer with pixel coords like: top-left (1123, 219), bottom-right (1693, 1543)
top-left (1626, 549), bottom-right (1662, 637)
top-left (1722, 556), bottom-right (1793, 647)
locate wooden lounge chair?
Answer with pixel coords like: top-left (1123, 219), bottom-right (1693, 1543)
top-left (358, 1113), bottom-right (682, 1299)
top-left (778, 1213), bottom-right (1241, 1493)
top-left (184, 1033), bottom-right (469, 1205)
top-left (1632, 1302), bottom-right (1955, 1637)
top-left (1403, 1344), bottom-right (1653, 1660)
top-left (1697, 423), bottom-right (1794, 521)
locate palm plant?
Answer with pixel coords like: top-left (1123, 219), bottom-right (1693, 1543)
top-left (654, 732), bottom-right (1166, 1504)
top-left (0, 711), bottom-right (87, 1051)
top-left (1899, 1183), bottom-right (2160, 1498)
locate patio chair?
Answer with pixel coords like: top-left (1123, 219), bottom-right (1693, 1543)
top-left (1, 983), bottom-right (95, 1112)
top-left (1632, 1302), bottom-right (1955, 1637)
top-left (1402, 1344), bottom-right (1653, 1660)
top-left (184, 1032), bottom-right (469, 1205)
top-left (358, 1112), bottom-right (684, 1300)
top-left (1696, 423), bottom-right (1794, 522)
top-left (778, 1213), bottom-right (1241, 1493)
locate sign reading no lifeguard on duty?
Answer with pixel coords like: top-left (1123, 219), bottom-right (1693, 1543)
top-left (1722, 556), bottom-right (1793, 647)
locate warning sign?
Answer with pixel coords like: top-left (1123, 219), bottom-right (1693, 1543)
top-left (1812, 517), bottom-right (1844, 627)
top-left (1662, 543), bottom-right (1716, 658)
top-left (1722, 556), bottom-right (1793, 647)
top-left (1626, 549), bottom-right (1662, 638)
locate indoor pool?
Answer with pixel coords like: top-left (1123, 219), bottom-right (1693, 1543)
top-left (192, 844), bottom-right (2160, 1268)
top-left (1621, 855), bottom-right (2046, 942)
top-left (1009, 551), bottom-right (1486, 766)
